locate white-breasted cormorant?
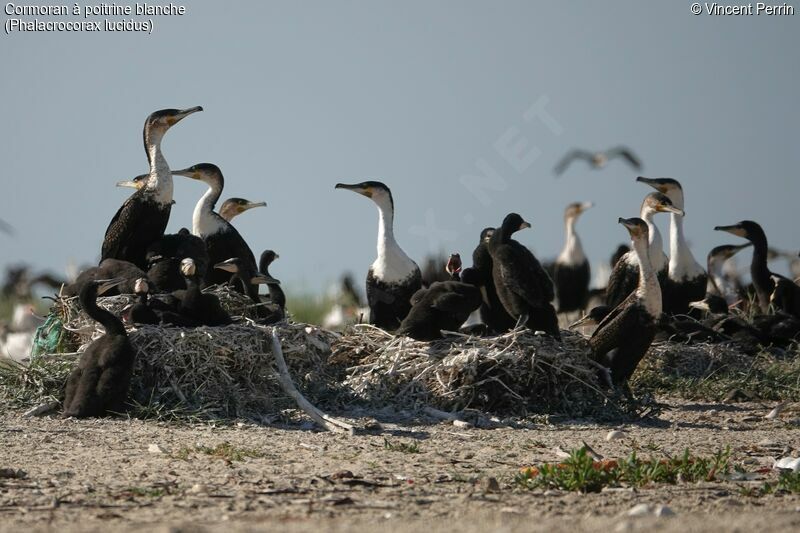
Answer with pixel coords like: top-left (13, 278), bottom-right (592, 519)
top-left (554, 146), bottom-right (642, 176)
top-left (589, 218), bottom-right (661, 393)
top-left (397, 266), bottom-right (483, 341)
top-left (637, 177), bottom-right (707, 314)
top-left (487, 213), bottom-right (560, 338)
top-left (335, 181), bottom-right (422, 330)
top-left (553, 201), bottom-right (593, 313)
top-left (606, 192), bottom-right (683, 309)
top-left (63, 279), bottom-right (135, 418)
top-left (472, 227), bottom-right (516, 334)
top-left (173, 258), bottom-right (231, 326)
top-left (174, 164), bottom-right (260, 298)
top-left (219, 197), bottom-right (267, 222)
top-left (101, 107), bottom-right (202, 269)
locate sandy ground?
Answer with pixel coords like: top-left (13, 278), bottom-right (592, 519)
top-left (1, 397), bottom-right (799, 532)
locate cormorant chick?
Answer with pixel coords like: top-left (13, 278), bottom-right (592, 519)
top-left (63, 279), bottom-right (135, 418)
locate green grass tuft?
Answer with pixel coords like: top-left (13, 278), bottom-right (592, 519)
top-left (383, 437), bottom-right (421, 454)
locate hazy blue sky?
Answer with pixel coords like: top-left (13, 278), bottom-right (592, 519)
top-left (2, 1), bottom-right (798, 293)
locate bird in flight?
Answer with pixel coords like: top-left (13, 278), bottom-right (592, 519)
top-left (554, 146), bottom-right (642, 176)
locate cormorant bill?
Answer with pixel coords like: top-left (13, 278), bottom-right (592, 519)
top-left (554, 146), bottom-right (642, 176)
top-left (219, 198), bottom-right (267, 222)
top-left (487, 213), bottom-right (560, 339)
top-left (101, 107), bottom-right (203, 269)
top-left (63, 259), bottom-right (148, 297)
top-left (145, 228), bottom-right (210, 292)
top-left (396, 266), bottom-right (483, 341)
top-left (174, 164), bottom-right (259, 296)
top-left (63, 278), bottom-right (135, 418)
top-left (589, 218), bottom-right (661, 394)
top-left (606, 192), bottom-right (683, 309)
top-left (259, 250), bottom-right (286, 310)
top-left (636, 177), bottom-right (707, 314)
top-left (472, 227), bottom-right (516, 334)
top-left (554, 201), bottom-right (593, 313)
top-left (714, 221), bottom-right (776, 314)
top-left (334, 181), bottom-right (422, 331)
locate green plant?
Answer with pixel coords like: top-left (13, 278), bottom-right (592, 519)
top-left (515, 446), bottom-right (731, 493)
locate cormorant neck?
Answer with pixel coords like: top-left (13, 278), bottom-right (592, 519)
top-left (668, 214), bottom-right (703, 278)
top-left (144, 130), bottom-right (173, 206)
top-left (558, 216), bottom-right (585, 265)
top-left (371, 195), bottom-right (416, 282)
top-left (632, 235), bottom-right (661, 316)
top-left (749, 232), bottom-right (772, 311)
top-left (640, 207), bottom-right (665, 271)
top-left (192, 178), bottom-right (225, 236)
top-left (80, 289), bottom-right (126, 336)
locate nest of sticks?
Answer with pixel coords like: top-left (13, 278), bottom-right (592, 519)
top-left (331, 325), bottom-right (611, 417)
top-left (20, 286), bottom-right (348, 420)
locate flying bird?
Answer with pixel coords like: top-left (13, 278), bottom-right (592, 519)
top-left (554, 146), bottom-right (642, 176)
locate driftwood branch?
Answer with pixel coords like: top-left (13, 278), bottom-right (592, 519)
top-left (269, 330), bottom-right (355, 435)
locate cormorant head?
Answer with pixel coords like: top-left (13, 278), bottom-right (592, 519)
top-left (219, 197), bottom-right (267, 222)
top-left (459, 267), bottom-right (481, 286)
top-left (500, 213), bottom-right (531, 236)
top-left (564, 201), bottom-right (594, 221)
top-left (713, 220), bottom-right (765, 243)
top-left (116, 173), bottom-right (149, 190)
top-left (144, 106), bottom-right (203, 139)
top-left (259, 250), bottom-right (279, 272)
top-left (619, 217), bottom-right (649, 241)
top-left (133, 278), bottom-right (149, 295)
top-left (479, 228), bottom-right (495, 243)
top-left (172, 163), bottom-right (224, 185)
top-left (445, 253), bottom-right (462, 276)
top-left (179, 258), bottom-right (196, 277)
top-left (642, 192), bottom-right (684, 217)
top-left (708, 243), bottom-right (752, 264)
top-left (637, 177), bottom-right (684, 209)
top-left (335, 181), bottom-right (394, 210)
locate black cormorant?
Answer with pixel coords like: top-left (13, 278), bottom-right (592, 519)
top-left (145, 228), bottom-right (209, 292)
top-left (487, 213), bottom-right (560, 338)
top-left (101, 107), bottom-right (202, 268)
top-left (637, 177), bottom-right (707, 314)
top-left (589, 218), bottom-right (661, 393)
top-left (554, 146), bottom-right (642, 176)
top-left (173, 258), bottom-right (231, 326)
top-left (714, 221), bottom-right (776, 314)
top-left (606, 192), bottom-right (683, 309)
top-left (219, 197), bottom-right (267, 222)
top-left (696, 243), bottom-right (752, 310)
top-left (63, 279), bottom-right (135, 418)
top-left (553, 201), bottom-right (593, 313)
top-left (397, 267), bottom-right (483, 341)
top-left (472, 227), bottom-right (517, 334)
top-left (173, 164), bottom-right (259, 299)
top-left (259, 250), bottom-right (286, 310)
top-left (63, 259), bottom-right (147, 297)
top-left (335, 181), bottom-right (422, 330)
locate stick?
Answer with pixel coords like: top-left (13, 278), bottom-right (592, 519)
top-left (269, 330), bottom-right (355, 435)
